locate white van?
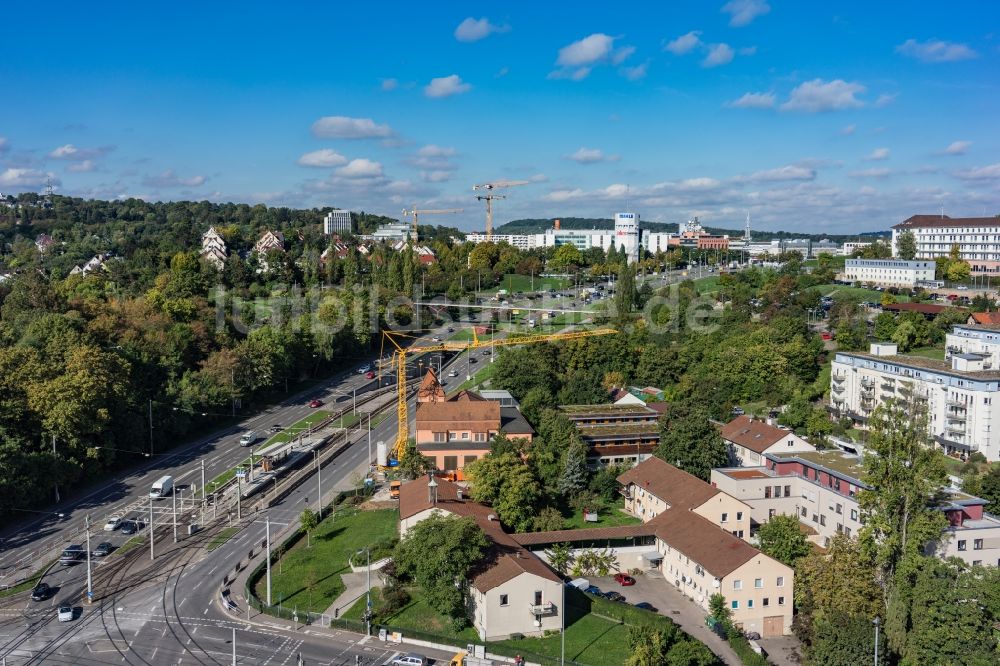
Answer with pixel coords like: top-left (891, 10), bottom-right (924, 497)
top-left (149, 475), bottom-right (173, 499)
top-left (239, 431), bottom-right (258, 447)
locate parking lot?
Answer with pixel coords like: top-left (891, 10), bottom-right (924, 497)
top-left (586, 574), bottom-right (742, 665)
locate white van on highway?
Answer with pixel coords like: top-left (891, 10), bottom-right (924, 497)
top-left (239, 431), bottom-right (259, 447)
top-left (149, 475), bottom-right (173, 499)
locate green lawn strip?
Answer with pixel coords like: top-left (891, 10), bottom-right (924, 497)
top-left (455, 362), bottom-right (498, 392)
top-left (561, 503), bottom-right (643, 530)
top-left (807, 283), bottom-right (911, 303)
top-left (347, 586), bottom-right (675, 665)
top-left (905, 346), bottom-right (946, 361)
top-left (498, 274), bottom-right (571, 294)
top-left (0, 559), bottom-right (56, 598)
top-left (113, 536), bottom-right (145, 557)
top-left (261, 410), bottom-right (333, 448)
top-left (207, 526), bottom-right (241, 552)
top-left (692, 275), bottom-right (721, 294)
top-left (256, 508), bottom-right (398, 614)
top-left (330, 413), bottom-right (361, 429)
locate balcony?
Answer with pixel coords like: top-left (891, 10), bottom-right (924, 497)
top-left (880, 381), bottom-right (895, 391)
top-left (946, 399), bottom-right (968, 410)
top-left (832, 385), bottom-right (844, 394)
top-left (529, 601), bottom-right (557, 616)
top-left (832, 374), bottom-right (846, 383)
top-left (860, 377), bottom-right (876, 388)
top-left (861, 387), bottom-right (875, 399)
top-left (946, 423), bottom-right (967, 435)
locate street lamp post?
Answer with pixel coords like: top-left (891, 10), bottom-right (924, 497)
top-left (265, 516), bottom-right (272, 607)
top-left (85, 515), bottom-right (93, 604)
top-left (172, 487), bottom-right (178, 543)
top-left (149, 497), bottom-right (155, 561)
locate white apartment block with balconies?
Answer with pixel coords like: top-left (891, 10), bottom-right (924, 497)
top-left (844, 258), bottom-right (936, 287)
top-left (892, 214), bottom-right (1000, 274)
top-left (830, 340), bottom-right (1000, 461)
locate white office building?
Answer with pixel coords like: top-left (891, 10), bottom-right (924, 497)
top-left (831, 339), bottom-right (1000, 461)
top-left (463, 213), bottom-right (642, 263)
top-left (892, 214), bottom-right (1000, 274)
top-left (844, 258), bottom-right (937, 287)
top-left (323, 210), bottom-right (352, 235)
top-left (464, 232), bottom-right (535, 250)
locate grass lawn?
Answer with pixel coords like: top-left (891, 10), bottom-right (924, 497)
top-left (330, 413), bottom-right (361, 429)
top-left (262, 410), bottom-right (333, 448)
top-left (808, 284), bottom-right (910, 303)
top-left (692, 275), bottom-right (721, 294)
top-left (114, 536), bottom-right (145, 557)
top-left (346, 586), bottom-right (667, 665)
top-left (906, 346), bottom-right (946, 361)
top-left (497, 274), bottom-right (571, 294)
top-left (455, 361), bottom-right (498, 391)
top-left (207, 526), bottom-right (240, 552)
top-left (561, 503), bottom-right (643, 530)
top-left (256, 508), bottom-right (398, 614)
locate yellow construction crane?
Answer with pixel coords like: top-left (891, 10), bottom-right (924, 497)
top-left (472, 180), bottom-right (529, 239)
top-left (379, 327), bottom-right (616, 467)
top-left (401, 206), bottom-right (463, 242)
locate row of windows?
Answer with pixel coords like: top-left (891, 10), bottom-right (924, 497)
top-left (731, 596), bottom-right (785, 610)
top-left (432, 431), bottom-right (489, 442)
top-left (720, 512), bottom-right (744, 523)
top-left (733, 576), bottom-right (784, 590)
top-left (957, 539), bottom-right (986, 551)
top-left (499, 591), bottom-right (545, 607)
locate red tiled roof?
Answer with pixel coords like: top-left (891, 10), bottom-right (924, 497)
top-left (417, 369), bottom-right (446, 402)
top-left (883, 302), bottom-right (953, 316)
top-left (646, 510), bottom-right (761, 578)
top-left (720, 415), bottom-right (787, 454)
top-left (893, 215), bottom-right (1000, 230)
top-left (415, 400), bottom-right (499, 431)
top-left (616, 457), bottom-right (719, 510)
top-left (970, 312), bottom-right (1000, 325)
top-left (397, 477), bottom-right (561, 592)
top-left (511, 524), bottom-right (656, 546)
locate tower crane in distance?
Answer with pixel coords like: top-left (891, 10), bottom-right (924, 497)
top-left (473, 180), bottom-right (529, 240)
top-left (379, 326), bottom-right (616, 467)
top-left (401, 206), bottom-right (463, 243)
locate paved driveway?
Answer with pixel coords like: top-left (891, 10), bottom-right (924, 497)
top-left (589, 575), bottom-right (740, 665)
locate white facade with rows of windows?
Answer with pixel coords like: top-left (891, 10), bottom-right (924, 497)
top-left (830, 340), bottom-right (1000, 461)
top-left (844, 258), bottom-right (936, 287)
top-left (892, 215), bottom-right (1000, 274)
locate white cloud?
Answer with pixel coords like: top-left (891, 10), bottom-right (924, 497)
top-left (335, 158), bottom-right (384, 179)
top-left (407, 145), bottom-right (459, 174)
top-left (454, 17), bottom-right (509, 42)
top-left (741, 165), bottom-right (816, 182)
top-left (529, 173), bottom-right (548, 183)
top-left (780, 79), bottom-right (866, 112)
top-left (0, 168), bottom-right (55, 188)
top-left (702, 43), bottom-right (735, 67)
top-left (722, 0), bottom-right (771, 27)
top-left (664, 31), bottom-right (702, 55)
top-left (380, 78), bottom-right (399, 91)
top-left (896, 38), bottom-right (977, 63)
top-left (543, 188), bottom-right (586, 203)
top-left (297, 149), bottom-right (348, 168)
top-left (311, 116), bottom-right (394, 139)
top-left (943, 140), bottom-right (972, 155)
top-left (557, 33), bottom-right (616, 66)
top-left (565, 147), bottom-right (619, 164)
top-left (955, 164), bottom-right (1000, 181)
top-left (840, 124), bottom-right (857, 136)
top-left (424, 74), bottom-right (472, 98)
top-left (739, 46), bottom-right (758, 56)
top-left (866, 148), bottom-right (890, 161)
top-left (421, 170), bottom-right (453, 183)
top-left (417, 145), bottom-right (456, 158)
top-left (620, 62), bottom-right (648, 81)
top-left (67, 160), bottom-right (97, 173)
top-left (725, 92), bottom-right (776, 109)
top-left (47, 143), bottom-right (114, 161)
top-left (142, 170), bottom-right (207, 188)
top-left (874, 93), bottom-right (897, 108)
top-left (850, 167), bottom-right (891, 178)
top-left (611, 45), bottom-right (636, 66)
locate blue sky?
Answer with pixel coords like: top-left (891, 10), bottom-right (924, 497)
top-left (1, 1), bottom-right (998, 234)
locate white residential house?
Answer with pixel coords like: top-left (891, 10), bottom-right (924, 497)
top-left (200, 227), bottom-right (228, 269)
top-left (843, 258), bottom-right (936, 287)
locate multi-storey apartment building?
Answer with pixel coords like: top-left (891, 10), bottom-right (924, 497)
top-left (844, 258), bottom-right (937, 287)
top-left (892, 214), bottom-right (1000, 274)
top-left (711, 449), bottom-right (1000, 567)
top-left (830, 340), bottom-right (1000, 461)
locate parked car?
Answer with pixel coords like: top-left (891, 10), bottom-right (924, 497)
top-left (391, 654), bottom-right (427, 666)
top-left (447, 327), bottom-right (455, 333)
top-left (821, 332), bottom-right (833, 341)
top-left (448, 370), bottom-right (458, 378)
top-left (730, 406), bottom-right (745, 416)
top-left (603, 591), bottom-right (627, 602)
top-left (357, 364), bottom-right (371, 374)
top-left (469, 357), bottom-right (477, 364)
top-left (957, 285), bottom-right (970, 291)
top-left (120, 520), bottom-right (140, 535)
top-left (584, 585), bottom-right (602, 595)
top-left (308, 399), bottom-right (323, 408)
top-left (103, 515), bottom-right (122, 531)
top-left (58, 604), bottom-right (74, 622)
top-left (613, 573), bottom-right (636, 586)
top-left (634, 602), bottom-right (658, 612)
top-left (31, 583), bottom-right (52, 601)
top-left (92, 542), bottom-right (113, 557)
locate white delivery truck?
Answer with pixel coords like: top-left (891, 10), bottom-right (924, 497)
top-left (149, 475), bottom-right (173, 499)
top-left (239, 431), bottom-right (259, 447)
